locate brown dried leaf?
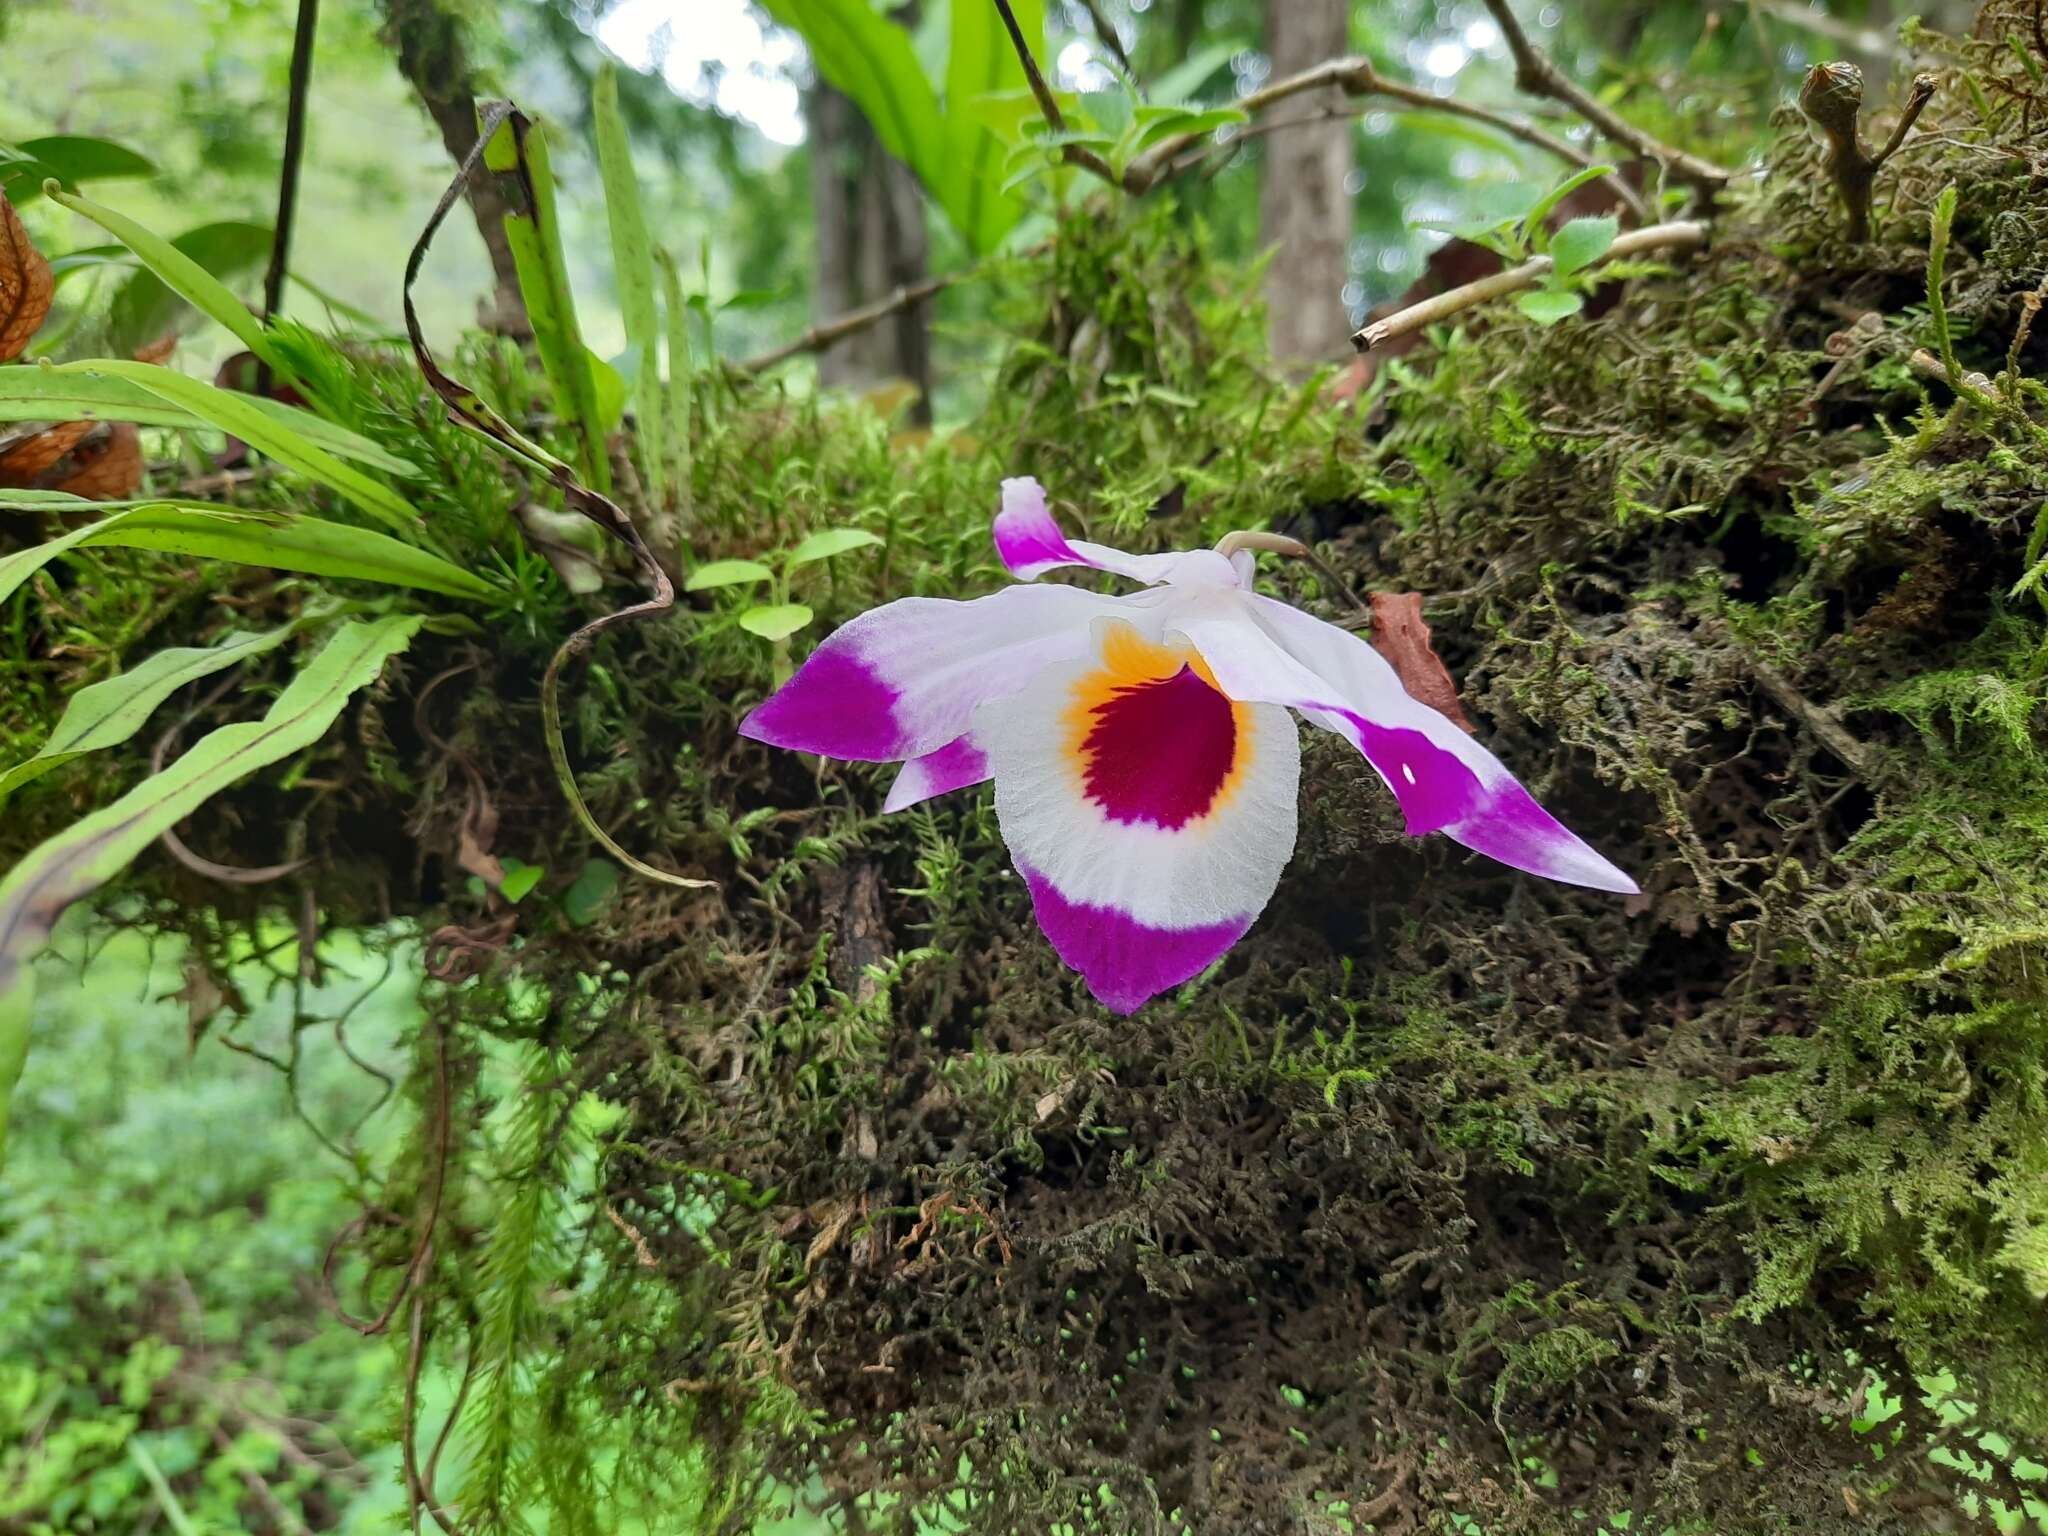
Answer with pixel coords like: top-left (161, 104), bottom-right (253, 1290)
top-left (1369, 591), bottom-right (1474, 733)
top-left (165, 958), bottom-right (244, 1052)
top-left (133, 332), bottom-right (178, 366)
top-left (0, 189), bottom-right (53, 362)
top-left (0, 420), bottom-right (96, 485)
top-left (0, 420), bottom-right (144, 499)
top-left (453, 774), bottom-right (505, 888)
top-left (48, 422), bottom-right (142, 499)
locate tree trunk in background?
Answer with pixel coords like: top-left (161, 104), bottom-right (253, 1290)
top-left (806, 83), bottom-right (934, 422)
top-left (1259, 0), bottom-right (1351, 365)
top-left (379, 0), bottom-right (529, 337)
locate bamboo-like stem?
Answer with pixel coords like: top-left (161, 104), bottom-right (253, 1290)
top-left (1078, 0), bottom-right (1137, 83)
top-left (1351, 219), bottom-right (1708, 352)
top-left (1478, 0), bottom-right (1732, 198)
top-left (264, 0), bottom-right (319, 325)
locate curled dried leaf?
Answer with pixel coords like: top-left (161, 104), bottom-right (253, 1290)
top-left (0, 191), bottom-right (53, 362)
top-left (0, 419), bottom-right (143, 499)
top-left (0, 420), bottom-right (96, 484)
top-left (1368, 591), bottom-right (1475, 733)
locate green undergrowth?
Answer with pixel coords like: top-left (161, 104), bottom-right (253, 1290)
top-left (5, 6), bottom-right (2048, 1533)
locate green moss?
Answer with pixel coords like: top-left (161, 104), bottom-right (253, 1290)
top-left (9, 9), bottom-right (2048, 1533)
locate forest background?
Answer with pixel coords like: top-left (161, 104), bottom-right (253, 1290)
top-left (3, 0), bottom-right (2043, 1532)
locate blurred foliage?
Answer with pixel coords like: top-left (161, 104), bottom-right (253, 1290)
top-left (0, 921), bottom-right (411, 1532)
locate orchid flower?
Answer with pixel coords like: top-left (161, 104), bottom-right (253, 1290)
top-left (740, 478), bottom-right (1637, 1014)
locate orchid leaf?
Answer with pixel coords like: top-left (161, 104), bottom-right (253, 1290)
top-left (0, 609), bottom-right (333, 804)
top-left (49, 361), bottom-right (422, 536)
top-left (0, 498), bottom-right (495, 601)
top-left (0, 366), bottom-right (417, 475)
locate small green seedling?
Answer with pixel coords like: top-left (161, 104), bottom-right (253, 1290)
top-left (1517, 209), bottom-right (1619, 325)
top-left (684, 525), bottom-right (885, 652)
top-left (1413, 163), bottom-right (1623, 328)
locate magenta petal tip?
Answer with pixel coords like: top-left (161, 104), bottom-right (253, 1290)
top-left (1019, 863), bottom-right (1253, 1014)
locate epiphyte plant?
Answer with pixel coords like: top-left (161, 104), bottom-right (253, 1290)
top-left (741, 478), bottom-right (1636, 1012)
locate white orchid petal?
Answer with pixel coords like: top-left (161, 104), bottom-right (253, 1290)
top-left (740, 584), bottom-right (1133, 762)
top-left (995, 476), bottom-right (1242, 589)
top-left (1172, 592), bottom-right (1638, 895)
top-left (982, 616), bottom-right (1299, 1013)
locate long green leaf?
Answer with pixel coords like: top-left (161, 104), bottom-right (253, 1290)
top-left (0, 135), bottom-right (155, 203)
top-left (593, 64), bottom-right (664, 505)
top-left (0, 499), bottom-right (496, 601)
top-left (944, 0), bottom-right (1038, 251)
top-left (0, 611), bottom-right (326, 803)
top-left (498, 116), bottom-right (611, 494)
top-left (0, 614), bottom-right (423, 1163)
top-left (656, 249), bottom-right (695, 524)
top-left (47, 186), bottom-right (292, 379)
top-left (0, 365), bottom-right (418, 475)
top-left (106, 219), bottom-right (273, 358)
top-left (50, 361), bottom-right (422, 536)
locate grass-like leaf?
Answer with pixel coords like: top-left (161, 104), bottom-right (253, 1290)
top-left (47, 185), bottom-right (292, 380)
top-left (50, 360), bottom-right (423, 536)
top-left (0, 498), bottom-right (496, 601)
top-left (105, 219), bottom-right (272, 358)
top-left (657, 247), bottom-right (695, 524)
top-left (496, 115), bottom-right (611, 494)
top-left (0, 613), bottom-right (423, 1163)
top-left (594, 64), bottom-right (664, 504)
top-left (0, 364), bottom-right (417, 474)
top-left (0, 609), bottom-right (327, 803)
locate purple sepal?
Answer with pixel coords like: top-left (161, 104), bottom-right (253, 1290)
top-left (884, 734), bottom-right (992, 812)
top-left (1444, 778), bottom-right (1640, 894)
top-left (993, 476), bottom-right (1078, 579)
top-left (739, 646), bottom-right (906, 761)
top-left (1019, 863), bottom-right (1253, 1015)
top-left (1347, 716), bottom-right (1487, 835)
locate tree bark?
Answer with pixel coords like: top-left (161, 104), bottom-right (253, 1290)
top-left (1258, 0), bottom-right (1352, 364)
top-left (379, 0), bottom-right (530, 337)
top-left (805, 83), bottom-right (934, 421)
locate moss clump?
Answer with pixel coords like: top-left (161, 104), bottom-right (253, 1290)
top-left (7, 6), bottom-right (2048, 1532)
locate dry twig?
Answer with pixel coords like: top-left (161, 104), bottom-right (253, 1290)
top-left (741, 271), bottom-right (961, 373)
top-left (1351, 219), bottom-right (1709, 351)
top-left (1138, 54), bottom-right (1645, 218)
top-left (1479, 0), bottom-right (1732, 198)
